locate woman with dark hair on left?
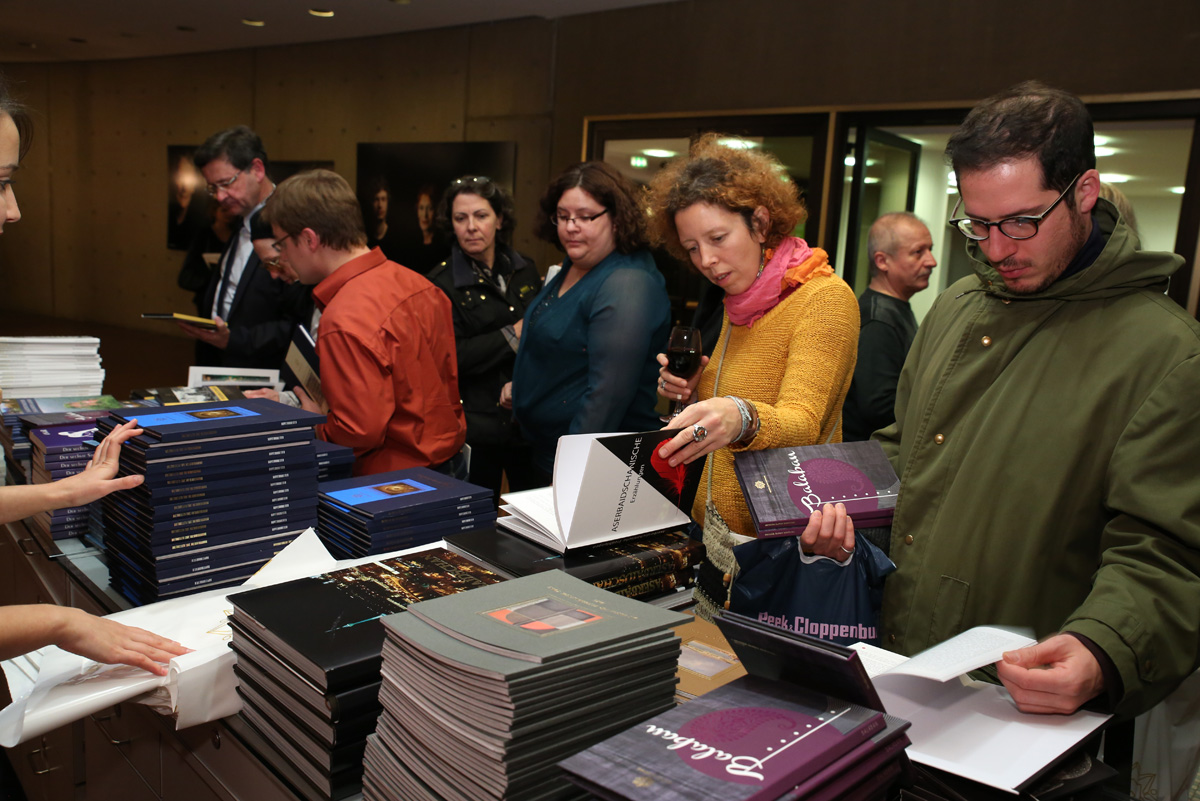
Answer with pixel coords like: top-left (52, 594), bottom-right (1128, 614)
top-left (512, 161), bottom-right (671, 485)
top-left (427, 176), bottom-right (542, 502)
top-left (0, 73), bottom-right (190, 676)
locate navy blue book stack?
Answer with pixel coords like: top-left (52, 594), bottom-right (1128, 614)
top-left (28, 423), bottom-right (101, 541)
top-left (313, 439), bottom-right (355, 482)
top-left (96, 398), bottom-right (327, 606)
top-left (317, 468), bottom-right (495, 558)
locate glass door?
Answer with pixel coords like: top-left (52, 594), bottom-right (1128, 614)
top-left (837, 128), bottom-right (921, 295)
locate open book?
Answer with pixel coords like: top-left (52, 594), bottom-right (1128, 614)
top-left (850, 627), bottom-right (1110, 794)
top-left (497, 430), bottom-right (695, 553)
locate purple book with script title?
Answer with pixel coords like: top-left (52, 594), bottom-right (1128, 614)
top-left (559, 675), bottom-right (885, 801)
top-left (733, 441), bottom-right (899, 535)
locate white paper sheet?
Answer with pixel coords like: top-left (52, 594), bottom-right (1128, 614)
top-left (0, 529), bottom-right (427, 746)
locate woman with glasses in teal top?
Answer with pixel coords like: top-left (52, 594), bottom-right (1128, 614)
top-left (511, 162), bottom-right (671, 485)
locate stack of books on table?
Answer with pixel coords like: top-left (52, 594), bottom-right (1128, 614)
top-left (0, 336), bottom-right (105, 397)
top-left (96, 398), bottom-right (325, 606)
top-left (561, 610), bottom-right (914, 801)
top-left (316, 467), bottom-right (495, 559)
top-left (360, 572), bottom-right (687, 801)
top-left (313, 439), bottom-right (354, 482)
top-left (227, 547), bottom-right (502, 801)
top-left (27, 423), bottom-right (100, 540)
top-left (446, 526), bottom-right (704, 603)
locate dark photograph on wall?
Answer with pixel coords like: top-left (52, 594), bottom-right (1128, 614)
top-left (356, 142), bottom-right (517, 275)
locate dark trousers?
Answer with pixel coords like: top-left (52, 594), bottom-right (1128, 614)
top-left (469, 442), bottom-right (542, 506)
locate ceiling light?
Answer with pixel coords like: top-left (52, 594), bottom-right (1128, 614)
top-left (718, 138), bottom-right (758, 150)
top-left (309, 9), bottom-right (335, 17)
top-left (863, 177), bottom-right (880, 185)
top-left (1094, 146), bottom-right (1116, 157)
top-left (629, 156), bottom-right (647, 169)
top-left (844, 155), bottom-right (856, 167)
top-left (1170, 186), bottom-right (1186, 195)
top-left (642, 149), bottom-right (675, 158)
top-left (242, 19), bottom-right (265, 26)
top-left (1099, 173), bottom-right (1131, 183)
top-left (1094, 135), bottom-right (1111, 147)
top-left (947, 187), bottom-right (959, 194)
top-left (947, 173), bottom-right (958, 186)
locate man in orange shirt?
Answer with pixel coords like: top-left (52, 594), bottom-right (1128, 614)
top-left (255, 169), bottom-right (466, 477)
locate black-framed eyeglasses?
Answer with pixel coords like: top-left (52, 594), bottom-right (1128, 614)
top-left (205, 169), bottom-right (244, 196)
top-left (948, 174), bottom-right (1080, 241)
top-left (272, 233), bottom-right (294, 254)
top-left (554, 208), bottom-right (609, 227)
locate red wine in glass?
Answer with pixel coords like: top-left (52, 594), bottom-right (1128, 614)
top-left (662, 326), bottom-right (702, 421)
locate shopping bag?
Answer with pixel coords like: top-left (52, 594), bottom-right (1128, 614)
top-left (729, 534), bottom-right (895, 646)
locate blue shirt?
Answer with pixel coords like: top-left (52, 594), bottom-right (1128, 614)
top-left (512, 249), bottom-right (670, 473)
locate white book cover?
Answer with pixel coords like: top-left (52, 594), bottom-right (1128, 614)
top-left (850, 628), bottom-right (1110, 793)
top-left (498, 429), bottom-right (695, 553)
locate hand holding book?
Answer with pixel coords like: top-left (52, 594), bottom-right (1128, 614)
top-left (995, 633), bottom-right (1105, 715)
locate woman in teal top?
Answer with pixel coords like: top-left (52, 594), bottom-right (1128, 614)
top-left (512, 162), bottom-right (670, 483)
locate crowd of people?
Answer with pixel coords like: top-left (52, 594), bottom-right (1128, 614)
top-left (2, 67), bottom-right (1200, 746)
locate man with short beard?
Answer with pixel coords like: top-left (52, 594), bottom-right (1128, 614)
top-left (875, 81), bottom-right (1200, 719)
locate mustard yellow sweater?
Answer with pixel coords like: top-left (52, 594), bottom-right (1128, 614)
top-left (692, 271), bottom-right (859, 536)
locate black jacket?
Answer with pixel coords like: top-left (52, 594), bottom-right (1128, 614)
top-left (427, 243), bottom-right (542, 447)
top-left (197, 242), bottom-right (310, 370)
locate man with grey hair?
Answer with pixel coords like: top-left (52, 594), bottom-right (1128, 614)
top-left (842, 212), bottom-right (935, 441)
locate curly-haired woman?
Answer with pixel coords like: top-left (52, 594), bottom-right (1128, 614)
top-left (647, 134), bottom-right (860, 618)
top-left (512, 161), bottom-right (670, 485)
top-left (427, 176), bottom-right (543, 502)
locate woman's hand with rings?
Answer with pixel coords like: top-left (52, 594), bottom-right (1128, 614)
top-left (657, 397), bottom-right (743, 467)
top-left (655, 352), bottom-right (709, 402)
top-left (800, 503), bottom-right (856, 563)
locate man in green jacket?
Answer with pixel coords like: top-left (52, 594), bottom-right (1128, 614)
top-left (876, 81), bottom-right (1200, 717)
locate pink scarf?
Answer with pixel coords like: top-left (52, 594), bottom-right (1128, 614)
top-left (723, 237), bottom-right (832, 327)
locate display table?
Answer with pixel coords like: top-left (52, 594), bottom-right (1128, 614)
top-left (0, 517), bottom-right (330, 801)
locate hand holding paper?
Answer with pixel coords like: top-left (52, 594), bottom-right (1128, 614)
top-left (997, 633), bottom-right (1105, 714)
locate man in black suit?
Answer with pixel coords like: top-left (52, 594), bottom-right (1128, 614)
top-left (178, 125), bottom-right (306, 369)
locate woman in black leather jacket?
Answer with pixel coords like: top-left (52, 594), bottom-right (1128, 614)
top-left (427, 176), bottom-right (543, 503)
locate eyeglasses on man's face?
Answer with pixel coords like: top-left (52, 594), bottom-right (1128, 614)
top-left (272, 233), bottom-right (295, 254)
top-left (205, 169), bottom-right (244, 196)
top-left (553, 208), bottom-right (609, 227)
top-left (948, 174), bottom-right (1080, 241)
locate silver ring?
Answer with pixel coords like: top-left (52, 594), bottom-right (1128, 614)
top-left (839, 545), bottom-right (855, 555)
top-left (658, 378), bottom-right (666, 390)
top-left (691, 424), bottom-right (707, 443)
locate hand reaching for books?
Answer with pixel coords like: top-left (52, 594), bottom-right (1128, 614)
top-left (996, 634), bottom-right (1104, 714)
top-left (656, 396), bottom-right (744, 466)
top-left (0, 605), bottom-right (191, 675)
top-left (53, 419), bottom-right (145, 507)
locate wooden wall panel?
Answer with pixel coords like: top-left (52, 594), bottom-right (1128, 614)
top-left (464, 115), bottom-right (557, 269)
top-left (466, 18), bottom-right (555, 120)
top-left (254, 27), bottom-right (473, 183)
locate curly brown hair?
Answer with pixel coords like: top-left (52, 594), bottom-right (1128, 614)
top-left (534, 161), bottom-right (647, 254)
top-left (646, 133), bottom-right (806, 262)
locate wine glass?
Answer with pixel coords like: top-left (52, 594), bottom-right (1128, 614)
top-left (661, 325), bottom-right (702, 421)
